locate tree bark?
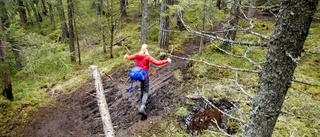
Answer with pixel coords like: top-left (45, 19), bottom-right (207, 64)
top-left (41, 0), bottom-right (48, 16)
top-left (57, 0), bottom-right (69, 38)
top-left (67, 0), bottom-right (76, 62)
top-left (110, 0), bottom-right (114, 58)
top-left (140, 0), bottom-right (148, 44)
top-left (89, 65), bottom-right (115, 137)
top-left (0, 1), bottom-right (10, 28)
top-left (199, 0), bottom-right (206, 55)
top-left (243, 0), bottom-right (319, 136)
top-left (32, 2), bottom-right (44, 35)
top-left (222, 0), bottom-right (240, 50)
top-left (17, 0), bottom-right (27, 25)
top-left (158, 0), bottom-right (171, 50)
top-left (73, 3), bottom-right (81, 65)
top-left (25, 1), bottom-right (34, 25)
top-left (247, 0), bottom-right (256, 18)
top-left (100, 0), bottom-right (107, 53)
top-left (0, 20), bottom-right (13, 101)
top-left (11, 44), bottom-right (24, 71)
top-left (221, 0), bottom-right (227, 10)
top-left (120, 0), bottom-right (127, 17)
top-left (216, 0), bottom-right (221, 10)
top-left (48, 2), bottom-right (55, 26)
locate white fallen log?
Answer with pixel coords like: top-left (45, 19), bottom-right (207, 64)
top-left (90, 65), bottom-right (115, 137)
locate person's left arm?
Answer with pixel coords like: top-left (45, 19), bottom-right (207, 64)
top-left (149, 55), bottom-right (169, 65)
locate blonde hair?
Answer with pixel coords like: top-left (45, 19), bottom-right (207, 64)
top-left (140, 44), bottom-right (149, 55)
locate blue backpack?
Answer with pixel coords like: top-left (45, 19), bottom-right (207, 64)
top-left (129, 66), bottom-right (148, 93)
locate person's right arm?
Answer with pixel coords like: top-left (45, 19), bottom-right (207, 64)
top-left (149, 55), bottom-right (170, 65)
top-left (125, 53), bottom-right (136, 60)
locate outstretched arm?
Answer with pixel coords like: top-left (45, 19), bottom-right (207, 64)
top-left (125, 54), bottom-right (136, 60)
top-left (149, 55), bottom-right (169, 65)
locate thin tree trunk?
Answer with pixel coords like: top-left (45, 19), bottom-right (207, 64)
top-left (17, 0), bottom-right (27, 25)
top-left (110, 0), bottom-right (114, 58)
top-left (32, 2), bottom-right (44, 35)
top-left (0, 1), bottom-right (10, 28)
top-left (140, 0), bottom-right (148, 44)
top-left (0, 20), bottom-right (13, 101)
top-left (216, 0), bottom-right (221, 10)
top-left (67, 0), bottom-right (76, 62)
top-left (57, 0), bottom-right (69, 38)
top-left (25, 1), bottom-right (34, 25)
top-left (89, 65), bottom-right (115, 137)
top-left (199, 0), bottom-right (206, 55)
top-left (41, 0), bottom-right (48, 16)
top-left (11, 44), bottom-right (23, 71)
top-left (100, 0), bottom-right (106, 53)
top-left (120, 0), bottom-right (127, 17)
top-left (247, 0), bottom-right (256, 18)
top-left (73, 8), bottom-right (81, 65)
top-left (48, 2), bottom-right (55, 26)
top-left (222, 0), bottom-right (240, 50)
top-left (158, 0), bottom-right (171, 50)
top-left (221, 0), bottom-right (227, 10)
top-left (244, 0), bottom-right (319, 136)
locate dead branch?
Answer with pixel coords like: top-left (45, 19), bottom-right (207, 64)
top-left (211, 118), bottom-right (235, 137)
top-left (291, 86), bottom-right (314, 98)
top-left (303, 49), bottom-right (320, 54)
top-left (113, 35), bottom-right (130, 46)
top-left (104, 73), bottom-right (114, 82)
top-left (210, 41), bottom-right (262, 70)
top-left (292, 79), bottom-right (320, 87)
top-left (168, 124), bottom-right (175, 137)
top-left (281, 111), bottom-right (318, 121)
top-left (186, 95), bottom-right (252, 105)
top-left (160, 52), bottom-right (260, 73)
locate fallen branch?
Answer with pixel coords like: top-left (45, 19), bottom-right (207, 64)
top-left (104, 73), bottom-right (114, 82)
top-left (186, 95), bottom-right (252, 105)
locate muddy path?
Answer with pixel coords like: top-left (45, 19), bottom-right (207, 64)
top-left (19, 42), bottom-right (199, 137)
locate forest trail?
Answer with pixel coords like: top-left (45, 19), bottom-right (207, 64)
top-left (20, 42), bottom-right (200, 137)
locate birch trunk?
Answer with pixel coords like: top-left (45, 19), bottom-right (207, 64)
top-left (140, 0), bottom-right (148, 44)
top-left (243, 0), bottom-right (319, 136)
top-left (90, 65), bottom-right (115, 137)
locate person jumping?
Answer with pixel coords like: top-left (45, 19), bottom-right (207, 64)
top-left (124, 44), bottom-right (171, 116)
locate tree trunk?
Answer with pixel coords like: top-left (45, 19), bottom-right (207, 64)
top-left (110, 0), bottom-right (114, 58)
top-left (0, 1), bottom-right (10, 28)
top-left (120, 0), bottom-right (127, 17)
top-left (17, 0), bottom-right (27, 25)
top-left (100, 0), bottom-right (106, 53)
top-left (73, 8), bottom-right (81, 65)
top-left (67, 0), bottom-right (76, 62)
top-left (32, 2), bottom-right (44, 35)
top-left (41, 0), bottom-right (48, 16)
top-left (25, 1), bottom-right (34, 25)
top-left (216, 0), bottom-right (221, 10)
top-left (0, 20), bottom-right (13, 101)
top-left (90, 65), bottom-right (115, 137)
top-left (158, 0), bottom-right (171, 50)
top-left (247, 0), bottom-right (256, 18)
top-left (221, 0), bottom-right (227, 10)
top-left (243, 0), bottom-right (319, 136)
top-left (222, 0), bottom-right (240, 50)
top-left (48, 2), bottom-right (55, 26)
top-left (199, 0), bottom-right (206, 55)
top-left (57, 0), bottom-right (69, 38)
top-left (11, 44), bottom-right (24, 71)
top-left (140, 0), bottom-right (148, 44)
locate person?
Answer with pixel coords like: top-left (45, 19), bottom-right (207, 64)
top-left (124, 44), bottom-right (171, 116)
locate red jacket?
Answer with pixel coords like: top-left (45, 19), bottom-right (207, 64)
top-left (125, 53), bottom-right (168, 70)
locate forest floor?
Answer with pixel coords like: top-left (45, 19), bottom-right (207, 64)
top-left (16, 39), bottom-right (203, 137)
